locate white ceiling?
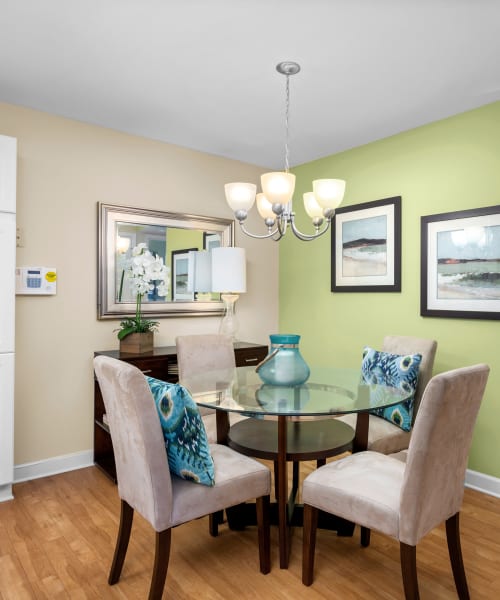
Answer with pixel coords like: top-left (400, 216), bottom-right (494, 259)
top-left (2, 1), bottom-right (500, 169)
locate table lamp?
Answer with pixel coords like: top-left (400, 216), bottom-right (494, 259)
top-left (211, 247), bottom-right (246, 340)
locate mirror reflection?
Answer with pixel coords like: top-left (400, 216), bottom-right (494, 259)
top-left (98, 204), bottom-right (234, 319)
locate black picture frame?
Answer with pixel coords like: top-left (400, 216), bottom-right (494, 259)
top-left (203, 232), bottom-right (221, 250)
top-left (420, 205), bottom-right (500, 320)
top-left (331, 196), bottom-right (401, 292)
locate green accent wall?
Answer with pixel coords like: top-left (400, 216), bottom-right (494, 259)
top-left (280, 101), bottom-right (500, 477)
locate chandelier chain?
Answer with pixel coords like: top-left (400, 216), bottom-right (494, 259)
top-left (284, 73), bottom-right (290, 173)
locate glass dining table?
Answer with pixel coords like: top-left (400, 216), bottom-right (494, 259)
top-left (181, 365), bottom-right (410, 569)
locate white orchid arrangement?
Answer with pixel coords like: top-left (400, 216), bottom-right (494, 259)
top-left (117, 243), bottom-right (170, 341)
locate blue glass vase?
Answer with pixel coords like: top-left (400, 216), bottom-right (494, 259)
top-left (257, 334), bottom-right (310, 386)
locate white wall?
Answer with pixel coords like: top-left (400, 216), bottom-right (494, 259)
top-left (0, 102), bottom-right (279, 466)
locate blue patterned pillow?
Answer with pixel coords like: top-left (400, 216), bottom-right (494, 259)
top-left (361, 346), bottom-right (422, 431)
top-left (146, 377), bottom-right (215, 486)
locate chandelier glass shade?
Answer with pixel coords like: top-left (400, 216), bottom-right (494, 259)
top-left (224, 61), bottom-right (346, 241)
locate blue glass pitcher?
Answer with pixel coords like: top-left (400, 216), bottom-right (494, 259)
top-left (256, 334), bottom-right (310, 386)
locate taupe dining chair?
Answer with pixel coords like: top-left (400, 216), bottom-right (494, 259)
top-left (336, 335), bottom-right (438, 454)
top-left (176, 333), bottom-right (248, 442)
top-left (94, 355), bottom-right (271, 600)
top-left (302, 364), bottom-right (490, 599)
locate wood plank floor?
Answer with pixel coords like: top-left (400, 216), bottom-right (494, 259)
top-left (1, 462), bottom-right (500, 599)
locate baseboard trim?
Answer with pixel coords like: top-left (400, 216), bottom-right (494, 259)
top-left (465, 468), bottom-right (500, 498)
top-left (13, 450), bottom-right (94, 484)
top-left (8, 452), bottom-right (500, 500)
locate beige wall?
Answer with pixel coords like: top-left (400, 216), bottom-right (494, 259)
top-left (0, 102), bottom-right (279, 466)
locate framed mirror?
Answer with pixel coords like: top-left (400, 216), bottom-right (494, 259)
top-left (97, 203), bottom-right (234, 319)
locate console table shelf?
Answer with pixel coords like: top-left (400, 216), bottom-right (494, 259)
top-left (93, 341), bottom-right (268, 482)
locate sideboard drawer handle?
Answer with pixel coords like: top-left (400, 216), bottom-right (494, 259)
top-left (244, 357), bottom-right (259, 363)
top-left (141, 369), bottom-right (153, 374)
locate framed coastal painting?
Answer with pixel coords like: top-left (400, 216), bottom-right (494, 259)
top-left (421, 205), bottom-right (500, 319)
top-left (331, 196), bottom-right (401, 292)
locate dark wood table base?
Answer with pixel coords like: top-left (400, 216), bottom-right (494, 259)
top-left (227, 418), bottom-right (355, 462)
top-left (225, 417), bottom-right (356, 567)
top-left (225, 502), bottom-right (356, 536)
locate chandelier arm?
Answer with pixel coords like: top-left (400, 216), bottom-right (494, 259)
top-left (239, 222), bottom-right (281, 240)
top-left (277, 214), bottom-right (289, 237)
top-left (289, 215), bottom-right (332, 241)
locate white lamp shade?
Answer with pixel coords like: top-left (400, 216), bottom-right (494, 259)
top-left (211, 247), bottom-right (246, 293)
top-left (225, 182), bottom-right (257, 212)
top-left (303, 192), bottom-right (324, 218)
top-left (312, 178), bottom-right (346, 210)
top-left (187, 251), bottom-right (212, 292)
top-left (261, 171), bottom-right (295, 205)
top-left (256, 193), bottom-right (275, 219)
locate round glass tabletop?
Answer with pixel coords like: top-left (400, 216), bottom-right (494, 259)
top-left (181, 365), bottom-right (410, 417)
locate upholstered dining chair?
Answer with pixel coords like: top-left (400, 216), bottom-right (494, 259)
top-left (94, 355), bottom-right (271, 600)
top-left (302, 364), bottom-right (490, 599)
top-left (336, 335), bottom-right (438, 455)
top-left (176, 333), bottom-right (248, 443)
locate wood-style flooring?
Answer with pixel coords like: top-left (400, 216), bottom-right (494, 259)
top-left (1, 461), bottom-right (499, 599)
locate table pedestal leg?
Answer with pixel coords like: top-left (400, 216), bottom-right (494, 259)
top-left (353, 412), bottom-right (369, 452)
top-left (277, 415), bottom-right (290, 569)
top-left (216, 411), bottom-right (230, 445)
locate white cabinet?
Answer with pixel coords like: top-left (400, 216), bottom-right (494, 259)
top-left (0, 136), bottom-right (16, 213)
top-left (0, 134), bottom-right (16, 500)
top-left (0, 354), bottom-right (14, 498)
top-left (0, 212), bottom-right (15, 354)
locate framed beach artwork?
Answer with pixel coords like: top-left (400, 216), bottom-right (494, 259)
top-left (421, 205), bottom-right (500, 319)
top-left (331, 196), bottom-right (401, 292)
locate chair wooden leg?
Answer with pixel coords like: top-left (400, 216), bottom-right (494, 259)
top-left (109, 500), bottom-right (134, 585)
top-left (273, 460), bottom-right (279, 501)
top-left (256, 495), bottom-right (271, 574)
top-left (360, 526), bottom-right (371, 547)
top-left (292, 461), bottom-right (300, 498)
top-left (400, 542), bottom-right (419, 600)
top-left (302, 504), bottom-right (318, 586)
top-left (149, 529), bottom-right (172, 600)
top-left (446, 513), bottom-right (470, 600)
top-left (209, 510), bottom-right (224, 537)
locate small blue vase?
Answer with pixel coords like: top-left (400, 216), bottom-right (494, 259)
top-left (257, 334), bottom-right (310, 386)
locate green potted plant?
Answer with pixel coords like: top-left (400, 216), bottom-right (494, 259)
top-left (117, 243), bottom-right (170, 353)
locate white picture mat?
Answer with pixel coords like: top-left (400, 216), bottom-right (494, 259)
top-left (335, 203), bottom-right (395, 287)
top-left (426, 213), bottom-right (500, 312)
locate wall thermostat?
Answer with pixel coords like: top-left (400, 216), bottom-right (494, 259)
top-left (16, 267), bottom-right (57, 295)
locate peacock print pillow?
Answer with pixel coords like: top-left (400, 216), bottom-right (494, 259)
top-left (147, 376), bottom-right (215, 486)
top-left (361, 346), bottom-right (422, 431)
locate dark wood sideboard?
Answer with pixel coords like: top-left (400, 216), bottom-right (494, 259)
top-left (94, 341), bottom-right (268, 482)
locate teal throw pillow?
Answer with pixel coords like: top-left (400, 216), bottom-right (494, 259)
top-left (361, 346), bottom-right (422, 432)
top-left (147, 376), bottom-right (215, 486)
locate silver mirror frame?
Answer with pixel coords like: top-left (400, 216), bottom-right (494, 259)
top-left (97, 203), bottom-right (234, 319)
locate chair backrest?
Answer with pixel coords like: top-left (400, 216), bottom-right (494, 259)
top-left (382, 335), bottom-right (438, 421)
top-left (94, 355), bottom-right (173, 532)
top-left (399, 364), bottom-right (489, 546)
top-left (176, 334), bottom-right (236, 380)
top-left (176, 334), bottom-right (236, 416)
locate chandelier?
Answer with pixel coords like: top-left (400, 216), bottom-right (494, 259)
top-left (224, 61), bottom-right (346, 241)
